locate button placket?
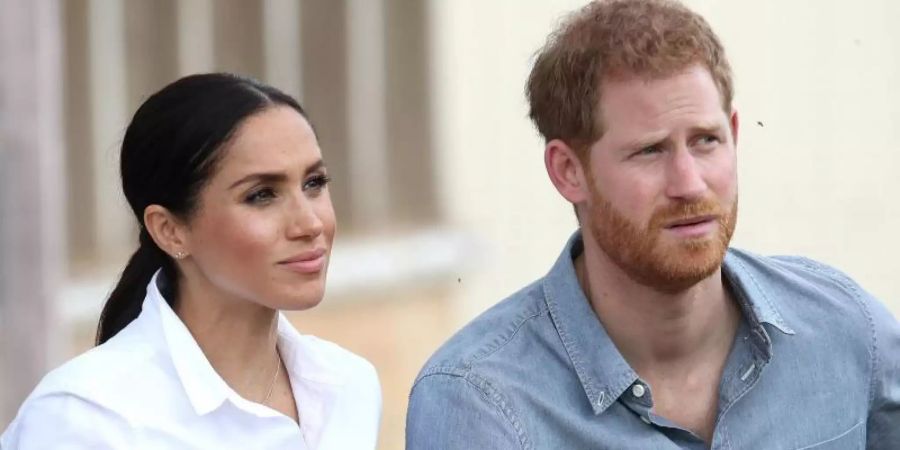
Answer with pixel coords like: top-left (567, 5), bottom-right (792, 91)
top-left (631, 383), bottom-right (646, 398)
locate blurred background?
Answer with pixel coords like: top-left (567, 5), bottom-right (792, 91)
top-left (1, 0), bottom-right (899, 448)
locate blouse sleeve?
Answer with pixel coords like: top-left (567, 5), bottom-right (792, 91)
top-left (1, 392), bottom-right (135, 449)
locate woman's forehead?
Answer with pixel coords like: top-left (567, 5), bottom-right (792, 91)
top-left (215, 107), bottom-right (322, 177)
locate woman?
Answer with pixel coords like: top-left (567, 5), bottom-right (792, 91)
top-left (1, 73), bottom-right (381, 449)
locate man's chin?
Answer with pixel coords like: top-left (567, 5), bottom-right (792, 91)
top-left (636, 265), bottom-right (721, 294)
top-left (635, 242), bottom-right (728, 293)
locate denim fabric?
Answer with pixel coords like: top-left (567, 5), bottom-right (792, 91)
top-left (407, 231), bottom-right (900, 449)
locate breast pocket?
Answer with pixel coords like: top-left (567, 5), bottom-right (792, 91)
top-left (795, 420), bottom-right (864, 450)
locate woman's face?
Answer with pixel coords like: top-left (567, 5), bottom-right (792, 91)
top-left (180, 106), bottom-right (336, 311)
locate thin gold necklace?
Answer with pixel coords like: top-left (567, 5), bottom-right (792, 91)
top-left (261, 350), bottom-right (281, 405)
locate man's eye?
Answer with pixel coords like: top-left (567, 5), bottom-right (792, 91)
top-left (696, 134), bottom-right (722, 147)
top-left (634, 145), bottom-right (662, 157)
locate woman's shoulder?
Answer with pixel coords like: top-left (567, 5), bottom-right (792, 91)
top-left (286, 333), bottom-right (383, 442)
top-left (0, 329), bottom-right (163, 447)
top-left (33, 324), bottom-right (164, 402)
top-left (280, 321), bottom-right (379, 389)
top-left (1, 387), bottom-right (137, 448)
top-left (303, 333), bottom-right (376, 371)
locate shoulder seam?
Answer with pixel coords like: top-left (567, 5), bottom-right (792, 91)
top-left (411, 370), bottom-right (530, 450)
top-left (467, 306), bottom-right (547, 365)
top-left (785, 257), bottom-right (878, 409)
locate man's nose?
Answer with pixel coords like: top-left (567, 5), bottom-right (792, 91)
top-left (664, 146), bottom-right (707, 201)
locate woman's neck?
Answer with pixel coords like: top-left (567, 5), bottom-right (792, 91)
top-left (174, 272), bottom-right (281, 403)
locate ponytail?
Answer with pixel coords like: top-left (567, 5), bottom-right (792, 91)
top-left (95, 229), bottom-right (176, 345)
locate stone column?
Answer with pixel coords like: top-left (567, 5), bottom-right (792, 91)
top-left (262, 0), bottom-right (303, 99)
top-left (0, 0), bottom-right (65, 425)
top-left (347, 0), bottom-right (390, 230)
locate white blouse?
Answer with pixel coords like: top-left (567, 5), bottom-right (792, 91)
top-left (1, 273), bottom-right (382, 449)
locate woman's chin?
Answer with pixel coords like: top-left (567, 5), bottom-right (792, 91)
top-left (278, 296), bottom-right (325, 311)
top-left (269, 287), bottom-right (326, 311)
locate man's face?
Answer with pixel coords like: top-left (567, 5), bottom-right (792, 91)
top-left (582, 65), bottom-right (738, 293)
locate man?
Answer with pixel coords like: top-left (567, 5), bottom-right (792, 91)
top-left (406, 0), bottom-right (900, 448)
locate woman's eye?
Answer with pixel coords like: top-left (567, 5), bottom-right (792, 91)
top-left (303, 174), bottom-right (331, 192)
top-left (245, 187), bottom-right (276, 204)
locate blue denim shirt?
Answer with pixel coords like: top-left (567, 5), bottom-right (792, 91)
top-left (407, 232), bottom-right (900, 449)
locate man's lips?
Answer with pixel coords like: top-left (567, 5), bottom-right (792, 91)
top-left (664, 214), bottom-right (718, 228)
top-left (278, 248), bottom-right (327, 273)
top-left (662, 214), bottom-right (719, 239)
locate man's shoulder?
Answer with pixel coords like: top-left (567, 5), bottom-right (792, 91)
top-left (417, 278), bottom-right (550, 379)
top-left (727, 248), bottom-right (885, 339)
top-left (728, 248), bottom-right (871, 302)
top-left (408, 277), bottom-right (558, 449)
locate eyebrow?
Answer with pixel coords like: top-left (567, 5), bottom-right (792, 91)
top-left (621, 133), bottom-right (667, 152)
top-left (621, 122), bottom-right (726, 151)
top-left (688, 123), bottom-right (726, 136)
top-left (227, 159), bottom-right (327, 190)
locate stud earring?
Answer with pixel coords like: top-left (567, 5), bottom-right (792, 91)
top-left (174, 251), bottom-right (187, 259)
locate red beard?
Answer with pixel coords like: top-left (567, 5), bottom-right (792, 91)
top-left (586, 179), bottom-right (737, 294)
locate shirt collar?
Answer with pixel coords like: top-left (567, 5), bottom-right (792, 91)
top-left (275, 313), bottom-right (349, 387)
top-left (542, 232), bottom-right (636, 415)
top-left (722, 249), bottom-right (796, 336)
top-left (144, 271), bottom-right (350, 417)
top-left (147, 271), bottom-right (232, 415)
top-left (542, 231), bottom-right (795, 416)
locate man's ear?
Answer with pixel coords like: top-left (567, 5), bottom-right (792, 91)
top-left (729, 108), bottom-right (740, 148)
top-left (545, 139), bottom-right (590, 205)
top-left (143, 205), bottom-right (191, 259)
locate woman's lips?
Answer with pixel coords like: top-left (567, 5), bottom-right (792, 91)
top-left (279, 249), bottom-right (326, 274)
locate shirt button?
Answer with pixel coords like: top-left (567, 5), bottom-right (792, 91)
top-left (632, 383), bottom-right (646, 398)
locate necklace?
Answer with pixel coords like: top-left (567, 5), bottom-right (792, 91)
top-left (261, 350), bottom-right (281, 405)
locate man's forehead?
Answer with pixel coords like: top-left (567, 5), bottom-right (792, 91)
top-left (600, 65), bottom-right (718, 99)
top-left (597, 66), bottom-right (727, 125)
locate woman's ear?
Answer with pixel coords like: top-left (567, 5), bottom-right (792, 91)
top-left (143, 205), bottom-right (191, 259)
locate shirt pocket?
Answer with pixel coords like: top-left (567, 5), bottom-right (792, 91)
top-left (795, 420), bottom-right (864, 450)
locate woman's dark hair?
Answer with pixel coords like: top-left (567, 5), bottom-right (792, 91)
top-left (96, 73), bottom-right (309, 345)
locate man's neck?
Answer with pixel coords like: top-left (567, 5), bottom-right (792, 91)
top-left (574, 246), bottom-right (741, 378)
top-left (575, 244), bottom-right (741, 441)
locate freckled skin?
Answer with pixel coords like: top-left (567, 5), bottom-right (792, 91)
top-left (183, 106), bottom-right (336, 311)
top-left (583, 65), bottom-right (739, 292)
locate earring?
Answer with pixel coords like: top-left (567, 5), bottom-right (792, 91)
top-left (174, 251), bottom-right (187, 259)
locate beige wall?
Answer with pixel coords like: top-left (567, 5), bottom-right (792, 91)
top-left (430, 0), bottom-right (900, 323)
top-left (715, 0), bottom-right (900, 308)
